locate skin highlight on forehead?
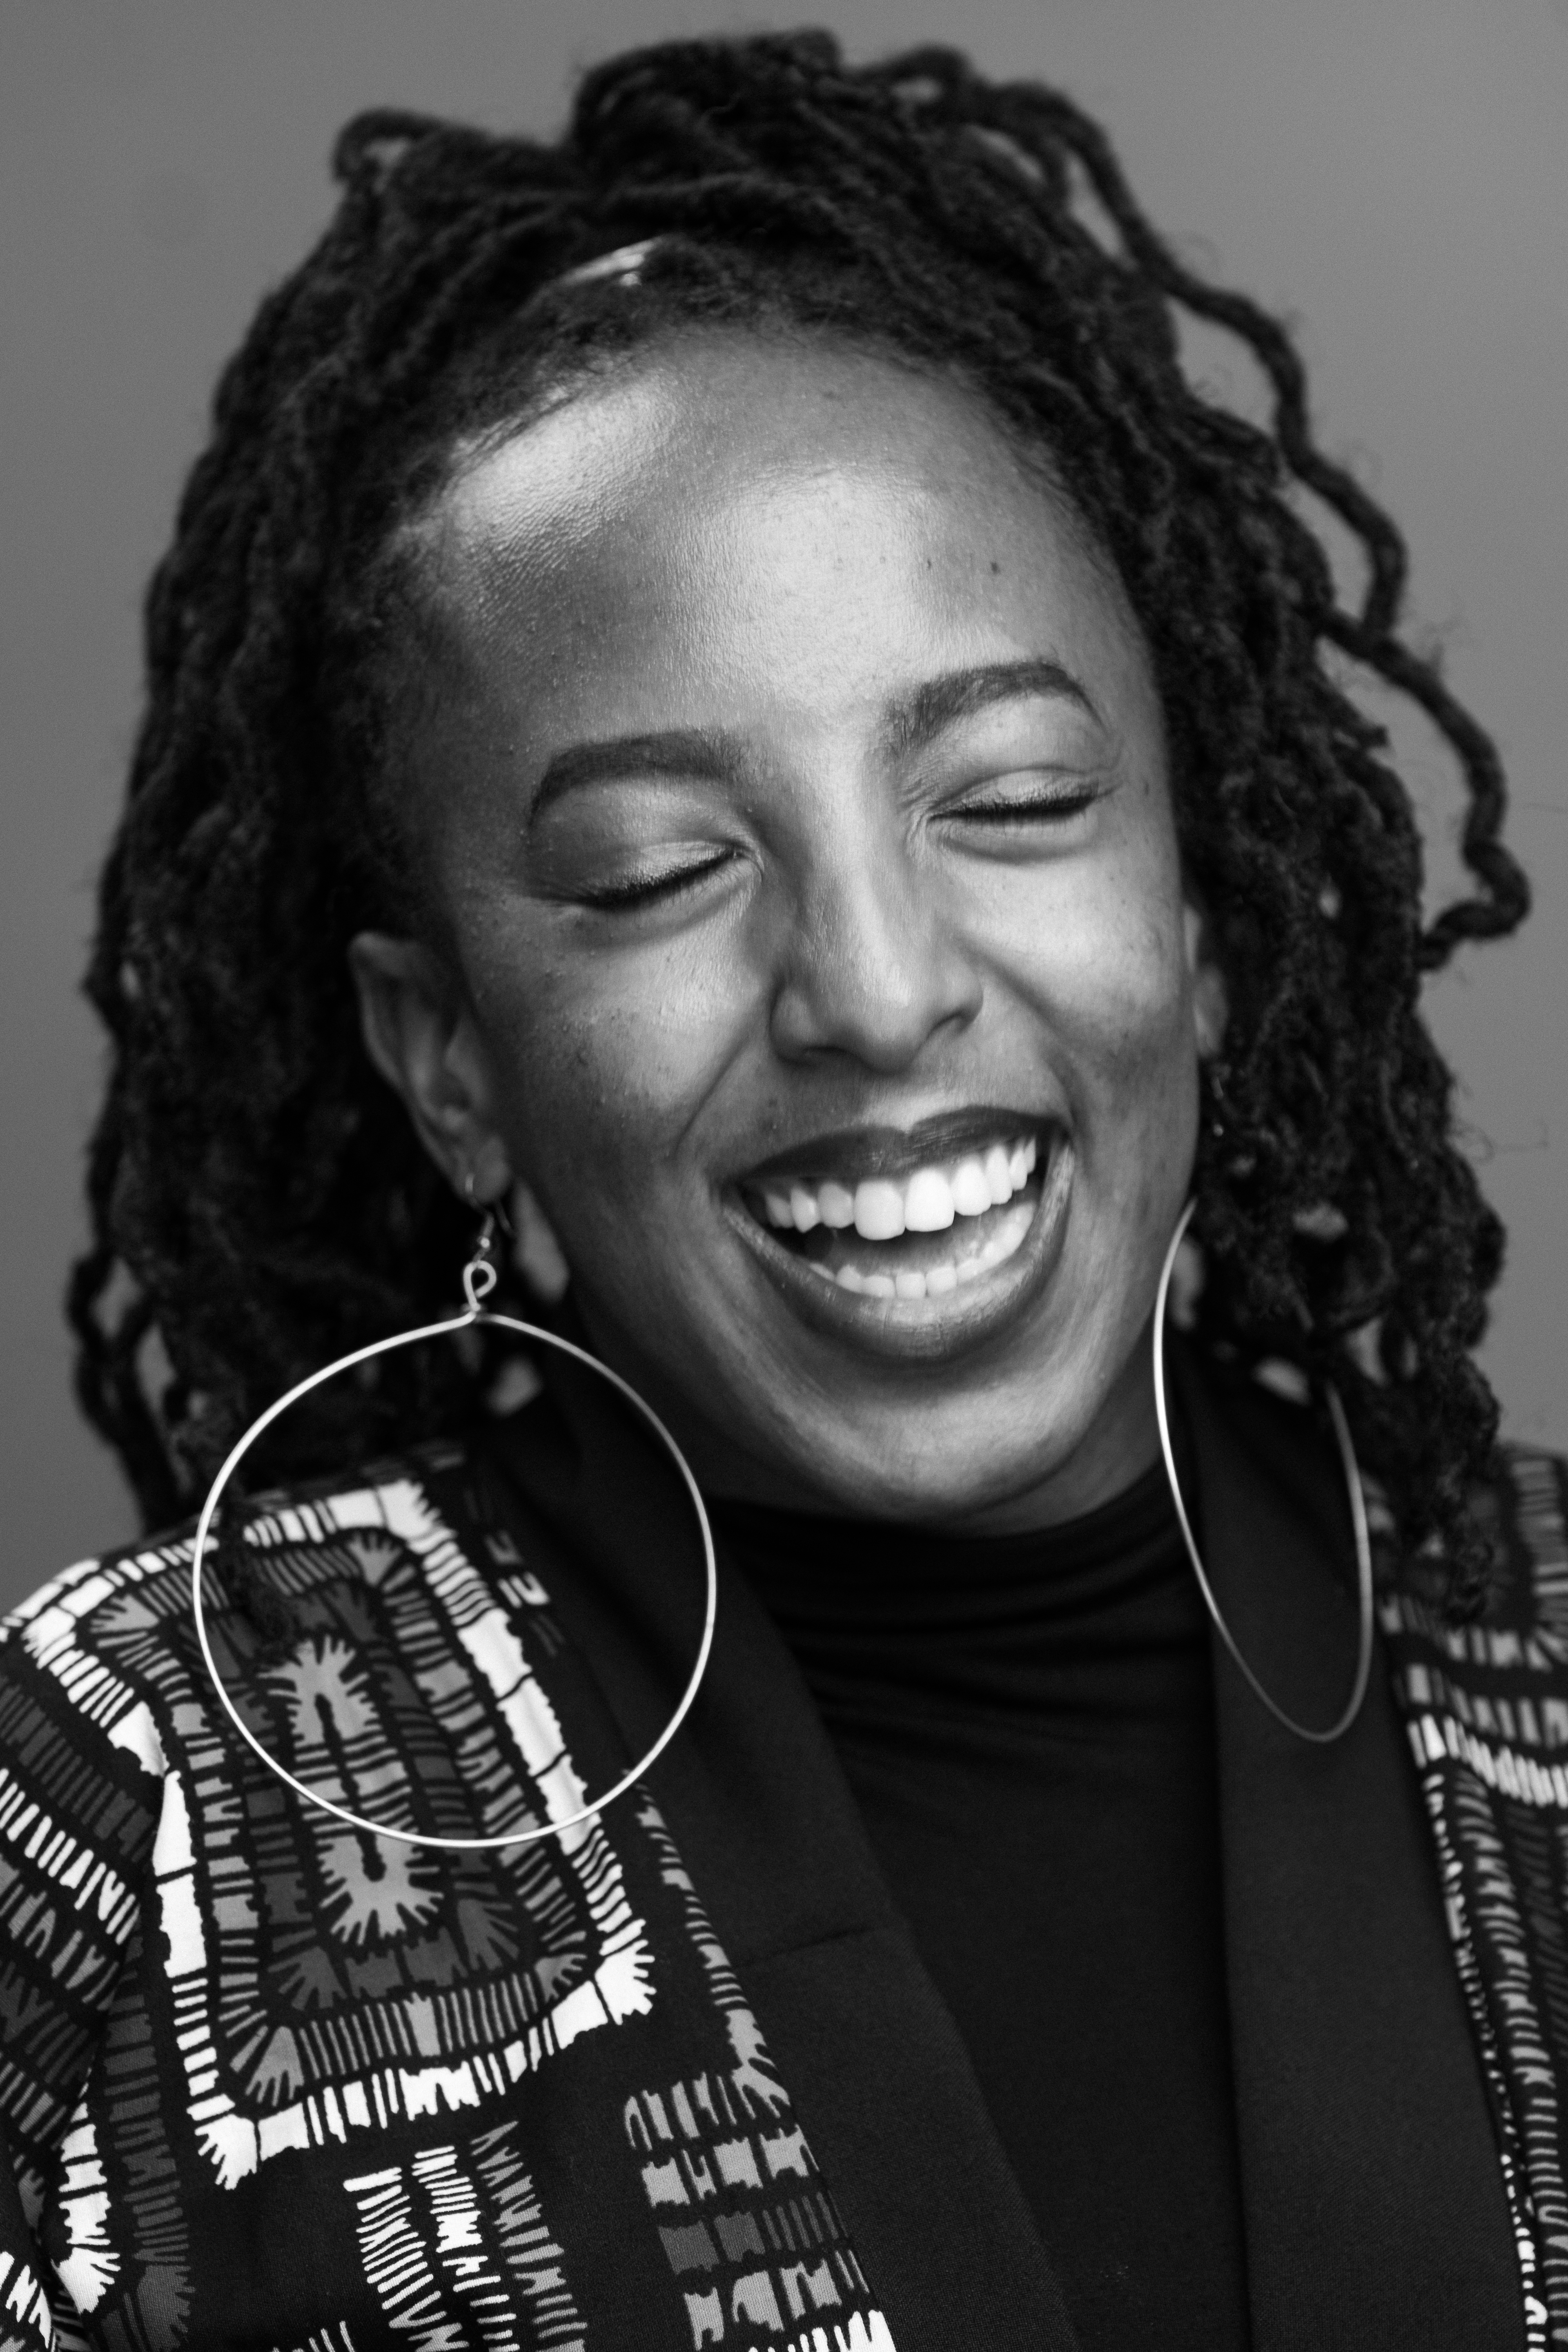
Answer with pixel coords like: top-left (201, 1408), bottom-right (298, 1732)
top-left (409, 334), bottom-right (1157, 869)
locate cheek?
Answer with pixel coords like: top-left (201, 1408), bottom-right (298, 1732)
top-left (983, 858), bottom-right (1196, 1135)
top-left (459, 905), bottom-right (754, 1221)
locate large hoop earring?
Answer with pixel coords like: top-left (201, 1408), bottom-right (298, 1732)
top-left (191, 1211), bottom-right (717, 1851)
top-left (1153, 1200), bottom-right (1373, 1746)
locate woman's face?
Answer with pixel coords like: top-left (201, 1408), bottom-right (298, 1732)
top-left (356, 334), bottom-right (1223, 1528)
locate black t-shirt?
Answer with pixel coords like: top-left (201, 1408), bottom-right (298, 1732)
top-left (716, 1463), bottom-right (1252, 2351)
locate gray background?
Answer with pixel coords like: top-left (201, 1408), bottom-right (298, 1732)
top-left (3, 0), bottom-right (1564, 1609)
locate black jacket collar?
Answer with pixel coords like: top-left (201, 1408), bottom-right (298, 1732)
top-left (488, 1337), bottom-right (1519, 2349)
top-left (1171, 1353), bottom-right (1520, 2351)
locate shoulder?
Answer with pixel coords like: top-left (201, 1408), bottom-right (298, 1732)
top-left (1377, 1444), bottom-right (1568, 1654)
top-left (0, 1530), bottom-right (191, 1805)
top-left (1486, 1443), bottom-right (1568, 1631)
top-left (1378, 1444), bottom-right (1568, 1784)
top-left (0, 1432), bottom-right (529, 1772)
top-left (1208, 1368), bottom-right (1568, 1659)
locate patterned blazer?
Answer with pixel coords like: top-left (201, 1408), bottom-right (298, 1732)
top-left (0, 1343), bottom-right (1560, 2352)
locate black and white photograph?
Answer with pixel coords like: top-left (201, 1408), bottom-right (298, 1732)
top-left (2, 3), bottom-right (1565, 2345)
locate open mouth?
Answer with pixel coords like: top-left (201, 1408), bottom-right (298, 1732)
top-left (737, 1120), bottom-right (1058, 1305)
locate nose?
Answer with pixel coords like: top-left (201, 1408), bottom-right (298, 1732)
top-left (768, 823), bottom-right (984, 1073)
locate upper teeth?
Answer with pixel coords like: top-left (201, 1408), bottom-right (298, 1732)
top-left (758, 1136), bottom-right (1038, 1238)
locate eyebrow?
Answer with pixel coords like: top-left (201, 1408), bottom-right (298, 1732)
top-left (881, 657), bottom-right (1100, 760)
top-left (529, 728), bottom-right (742, 826)
top-left (527, 657), bottom-right (1097, 825)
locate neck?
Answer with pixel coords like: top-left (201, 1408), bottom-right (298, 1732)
top-left (571, 1288), bottom-right (1166, 1537)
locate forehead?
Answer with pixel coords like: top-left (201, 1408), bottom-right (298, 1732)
top-left (437, 332), bottom-right (1042, 530)
top-left (408, 333), bottom-right (1143, 746)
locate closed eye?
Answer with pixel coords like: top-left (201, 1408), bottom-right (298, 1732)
top-left (577, 848), bottom-right (737, 911)
top-left (943, 775), bottom-right (1106, 827)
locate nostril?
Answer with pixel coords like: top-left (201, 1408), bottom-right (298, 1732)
top-left (768, 917), bottom-right (983, 1073)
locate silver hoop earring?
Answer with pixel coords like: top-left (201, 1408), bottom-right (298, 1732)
top-left (1153, 1200), bottom-right (1373, 1745)
top-left (191, 1213), bottom-right (717, 1850)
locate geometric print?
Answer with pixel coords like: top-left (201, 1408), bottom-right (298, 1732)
top-left (1382, 1445), bottom-right (1568, 2352)
top-left (342, 2122), bottom-right (587, 2350)
top-left (0, 2247), bottom-right (52, 2352)
top-left (11, 1422), bottom-right (1568, 2345)
top-left (0, 1441), bottom-right (896, 2349)
top-left (0, 1605), bottom-right (156, 2238)
top-left (628, 1804), bottom-right (893, 2352)
top-left (82, 1472), bottom-right (657, 2188)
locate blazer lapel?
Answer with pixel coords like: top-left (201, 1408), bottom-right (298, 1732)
top-left (1174, 1348), bottom-right (1523, 2350)
top-left (488, 1358), bottom-right (1080, 2352)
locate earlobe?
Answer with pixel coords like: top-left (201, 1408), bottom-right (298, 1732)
top-left (511, 1179), bottom-right (572, 1304)
top-left (1182, 902), bottom-right (1229, 1062)
top-left (348, 931), bottom-right (512, 1203)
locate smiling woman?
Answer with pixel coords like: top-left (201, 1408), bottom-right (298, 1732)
top-left (352, 337), bottom-right (1215, 1532)
top-left (2, 28), bottom-right (1562, 2352)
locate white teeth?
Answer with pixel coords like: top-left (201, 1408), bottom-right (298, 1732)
top-left (904, 1167), bottom-right (955, 1231)
top-left (818, 1181), bottom-right (856, 1230)
top-left (950, 1157), bottom-right (992, 1218)
top-left (789, 1185), bottom-right (821, 1232)
top-left (853, 1180), bottom-right (906, 1241)
top-left (806, 1192), bottom-right (1038, 1304)
top-left (755, 1134), bottom-right (1042, 1237)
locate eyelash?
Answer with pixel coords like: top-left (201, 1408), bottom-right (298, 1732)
top-left (580, 850), bottom-right (735, 911)
top-left (949, 781), bottom-right (1100, 818)
top-left (946, 779), bottom-right (1102, 826)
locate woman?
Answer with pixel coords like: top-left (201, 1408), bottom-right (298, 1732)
top-left (1, 28), bottom-right (1557, 2351)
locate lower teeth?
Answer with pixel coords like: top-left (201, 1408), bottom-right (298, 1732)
top-left (809, 1198), bottom-right (1035, 1300)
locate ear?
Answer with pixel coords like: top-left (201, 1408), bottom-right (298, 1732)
top-left (348, 932), bottom-right (512, 1205)
top-left (1182, 898), bottom-right (1229, 1063)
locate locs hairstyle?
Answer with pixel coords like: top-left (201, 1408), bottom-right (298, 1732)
top-left (71, 33), bottom-right (1527, 1613)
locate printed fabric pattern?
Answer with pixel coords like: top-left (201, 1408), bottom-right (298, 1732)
top-left (0, 1442), bottom-right (895, 2352)
top-left (1383, 1445), bottom-right (1568, 2352)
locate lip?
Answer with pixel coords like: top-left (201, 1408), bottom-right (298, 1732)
top-left (725, 1128), bottom-right (1075, 1365)
top-left (739, 1105), bottom-right (1047, 1191)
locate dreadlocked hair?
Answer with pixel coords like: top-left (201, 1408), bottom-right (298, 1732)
top-left (71, 30), bottom-right (1527, 1617)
